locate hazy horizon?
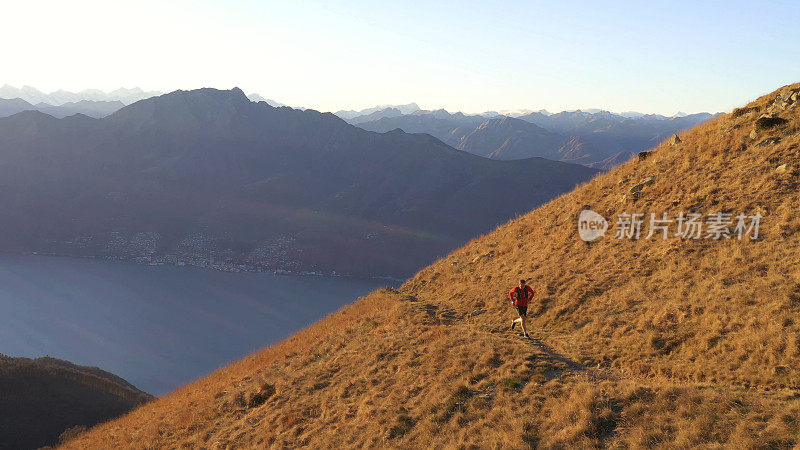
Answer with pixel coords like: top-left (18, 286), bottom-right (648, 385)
top-left (0, 83), bottom-right (723, 116)
top-left (3, 1), bottom-right (798, 116)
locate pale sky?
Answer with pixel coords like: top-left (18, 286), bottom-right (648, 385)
top-left (3, 0), bottom-right (799, 114)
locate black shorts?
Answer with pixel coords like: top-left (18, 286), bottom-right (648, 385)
top-left (515, 305), bottom-right (528, 317)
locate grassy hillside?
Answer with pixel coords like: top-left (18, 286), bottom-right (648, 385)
top-left (65, 83), bottom-right (800, 448)
top-left (0, 355), bottom-right (151, 449)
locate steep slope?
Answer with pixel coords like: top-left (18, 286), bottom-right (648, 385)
top-left (0, 88), bottom-right (597, 278)
top-left (0, 354), bottom-right (151, 449)
top-left (65, 84), bottom-right (800, 447)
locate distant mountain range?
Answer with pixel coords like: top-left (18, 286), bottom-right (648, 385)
top-left (0, 354), bottom-right (150, 449)
top-left (1, 85), bottom-right (714, 171)
top-left (0, 88), bottom-right (597, 278)
top-left (351, 107), bottom-right (716, 170)
top-left (0, 84), bottom-right (162, 106)
top-left (0, 97), bottom-right (125, 119)
top-left (0, 84), bottom-right (285, 110)
top-left (335, 102), bottom-right (421, 120)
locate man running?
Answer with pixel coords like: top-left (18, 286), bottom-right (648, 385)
top-left (509, 279), bottom-right (534, 338)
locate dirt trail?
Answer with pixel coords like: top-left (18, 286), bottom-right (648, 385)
top-left (526, 336), bottom-right (585, 372)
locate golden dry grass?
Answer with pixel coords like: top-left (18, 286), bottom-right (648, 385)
top-left (65, 83), bottom-right (800, 448)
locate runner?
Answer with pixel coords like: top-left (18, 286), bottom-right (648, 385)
top-left (509, 279), bottom-right (534, 338)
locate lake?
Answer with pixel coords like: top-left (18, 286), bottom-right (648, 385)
top-left (0, 255), bottom-right (388, 395)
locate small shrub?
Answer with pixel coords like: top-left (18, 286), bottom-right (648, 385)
top-left (499, 377), bottom-right (525, 390)
top-left (310, 381), bottom-right (329, 391)
top-left (387, 414), bottom-right (416, 439)
top-left (756, 116), bottom-right (788, 129)
top-left (435, 386), bottom-right (474, 423)
top-left (788, 284), bottom-right (800, 308)
top-left (247, 383), bottom-right (276, 408)
top-left (469, 372), bottom-right (488, 384)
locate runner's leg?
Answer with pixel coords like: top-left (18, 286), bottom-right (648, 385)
top-left (518, 305), bottom-right (529, 336)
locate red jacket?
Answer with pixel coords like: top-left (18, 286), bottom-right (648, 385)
top-left (509, 285), bottom-right (534, 307)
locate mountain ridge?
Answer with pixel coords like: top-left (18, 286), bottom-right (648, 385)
top-left (0, 87), bottom-right (597, 278)
top-left (457, 116), bottom-right (594, 162)
top-left (0, 84), bottom-right (162, 106)
top-left (355, 108), bottom-right (714, 169)
top-left (0, 97), bottom-right (124, 119)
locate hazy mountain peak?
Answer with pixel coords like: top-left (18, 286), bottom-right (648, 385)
top-left (0, 97), bottom-right (33, 108)
top-left (246, 93), bottom-right (285, 107)
top-left (149, 87), bottom-right (248, 104)
top-left (105, 87), bottom-right (256, 134)
top-left (0, 83), bottom-right (23, 97)
top-left (488, 108), bottom-right (551, 117)
top-left (7, 109), bottom-right (57, 121)
top-left (61, 112), bottom-right (99, 123)
top-left (335, 102), bottom-right (420, 120)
